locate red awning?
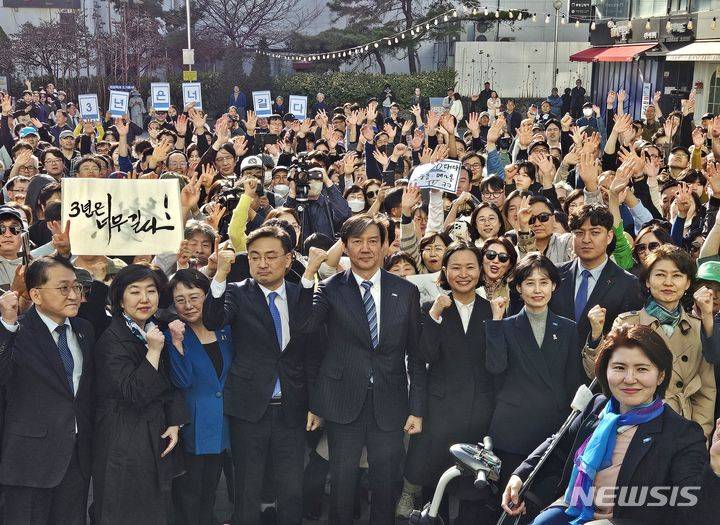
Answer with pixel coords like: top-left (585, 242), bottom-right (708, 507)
top-left (594, 43), bottom-right (657, 62)
top-left (569, 47), bottom-right (611, 62)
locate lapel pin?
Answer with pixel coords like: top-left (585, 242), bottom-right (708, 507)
top-left (392, 293), bottom-right (398, 297)
top-left (553, 334), bottom-right (558, 340)
top-left (643, 437), bottom-right (652, 443)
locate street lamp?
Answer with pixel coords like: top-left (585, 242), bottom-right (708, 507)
top-left (552, 0), bottom-right (563, 90)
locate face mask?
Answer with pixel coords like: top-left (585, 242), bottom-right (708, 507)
top-left (583, 108), bottom-right (593, 118)
top-left (308, 180), bottom-right (323, 197)
top-left (347, 199), bottom-right (365, 212)
top-left (274, 184), bottom-right (289, 197)
top-left (263, 171), bottom-right (272, 185)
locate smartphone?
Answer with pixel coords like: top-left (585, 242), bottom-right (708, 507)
top-left (382, 170), bottom-right (395, 186)
top-left (20, 232), bottom-right (31, 266)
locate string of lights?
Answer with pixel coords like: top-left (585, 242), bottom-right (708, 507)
top-left (257, 4), bottom-right (717, 63)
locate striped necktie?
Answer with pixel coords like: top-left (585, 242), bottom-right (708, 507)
top-left (361, 280), bottom-right (379, 348)
top-left (55, 325), bottom-right (75, 394)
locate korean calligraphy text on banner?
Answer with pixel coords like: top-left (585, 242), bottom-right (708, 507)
top-left (61, 179), bottom-right (183, 256)
top-left (408, 159), bottom-right (462, 193)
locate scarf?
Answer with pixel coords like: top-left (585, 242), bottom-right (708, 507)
top-left (563, 396), bottom-right (665, 524)
top-left (645, 298), bottom-right (682, 335)
top-left (123, 313), bottom-right (150, 343)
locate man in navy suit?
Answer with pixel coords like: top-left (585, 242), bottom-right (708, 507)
top-left (549, 203), bottom-right (643, 343)
top-left (204, 225), bottom-right (321, 525)
top-left (0, 255), bottom-right (95, 524)
top-left (298, 214), bottom-right (426, 525)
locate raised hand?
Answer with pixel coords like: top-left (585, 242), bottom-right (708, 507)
top-left (516, 195), bottom-right (532, 232)
top-left (305, 246), bottom-right (328, 278)
top-left (411, 128), bottom-right (425, 150)
top-left (372, 149), bottom-right (389, 169)
top-left (215, 238), bottom-right (236, 282)
top-left (577, 151), bottom-right (600, 192)
top-left (401, 184), bottom-right (421, 216)
top-left (504, 163), bottom-right (518, 185)
top-left (146, 325), bottom-right (165, 353)
top-left (48, 220), bottom-right (71, 256)
top-left (175, 114), bottom-right (188, 137)
top-left (114, 117), bottom-right (129, 137)
top-left (168, 319), bottom-right (186, 354)
top-left (466, 112), bottom-right (480, 136)
top-left (694, 286), bottom-right (714, 319)
top-left (181, 173), bottom-right (201, 210)
top-left (0, 290), bottom-right (19, 325)
top-left (490, 296), bottom-right (509, 320)
top-left (587, 304), bottom-right (606, 340)
top-left (429, 294), bottom-right (452, 320)
top-left (242, 110), bottom-right (257, 136)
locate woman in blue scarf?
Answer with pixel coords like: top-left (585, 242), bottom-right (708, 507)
top-left (501, 324), bottom-right (720, 525)
top-left (582, 244), bottom-right (717, 439)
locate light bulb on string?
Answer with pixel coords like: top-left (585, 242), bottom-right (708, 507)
top-left (472, 8), bottom-right (477, 15)
top-left (532, 13), bottom-right (537, 22)
top-left (645, 19), bottom-right (651, 31)
top-left (434, 18), bottom-right (439, 25)
top-left (508, 11), bottom-right (514, 19)
top-left (561, 14), bottom-right (566, 24)
top-left (687, 19), bottom-right (693, 30)
top-left (518, 12), bottom-right (523, 21)
top-left (452, 10), bottom-right (457, 17)
top-left (394, 37), bottom-right (399, 43)
top-left (443, 15), bottom-right (448, 22)
top-left (495, 10), bottom-right (500, 18)
top-left (575, 19), bottom-right (580, 27)
top-left (545, 14), bottom-right (550, 24)
top-left (666, 20), bottom-right (672, 32)
top-left (607, 20), bottom-right (614, 28)
top-left (712, 17), bottom-right (717, 31)
top-left (426, 23), bottom-right (430, 29)
top-left (591, 21), bottom-right (596, 30)
top-left (374, 42), bottom-right (379, 48)
top-left (401, 33), bottom-right (406, 39)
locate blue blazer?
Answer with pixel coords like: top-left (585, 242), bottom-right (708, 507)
top-left (166, 325), bottom-right (233, 455)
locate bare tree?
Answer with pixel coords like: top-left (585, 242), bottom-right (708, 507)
top-left (197, 0), bottom-right (323, 48)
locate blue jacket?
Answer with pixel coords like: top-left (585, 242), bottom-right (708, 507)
top-left (228, 92), bottom-right (247, 109)
top-left (167, 325), bottom-right (234, 455)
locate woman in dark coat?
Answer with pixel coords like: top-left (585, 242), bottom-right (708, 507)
top-left (93, 264), bottom-right (188, 524)
top-left (405, 241), bottom-right (495, 522)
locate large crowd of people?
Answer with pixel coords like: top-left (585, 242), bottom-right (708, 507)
top-left (0, 79), bottom-right (719, 525)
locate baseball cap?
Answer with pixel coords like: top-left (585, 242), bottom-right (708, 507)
top-left (19, 127), bottom-right (40, 139)
top-left (59, 130), bottom-right (74, 139)
top-left (697, 261), bottom-right (720, 284)
top-left (0, 206), bottom-right (24, 223)
top-left (240, 155), bottom-right (263, 172)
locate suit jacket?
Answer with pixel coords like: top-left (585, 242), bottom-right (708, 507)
top-left (0, 306), bottom-right (95, 488)
top-left (295, 269), bottom-right (426, 431)
top-left (514, 395), bottom-right (720, 525)
top-left (167, 325), bottom-right (234, 455)
top-left (405, 297), bottom-right (495, 487)
top-left (203, 278), bottom-right (321, 428)
top-left (549, 258), bottom-right (643, 343)
top-left (485, 309), bottom-right (584, 455)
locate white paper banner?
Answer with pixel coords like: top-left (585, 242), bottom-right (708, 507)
top-left (182, 82), bottom-right (203, 110)
top-left (408, 160), bottom-right (462, 193)
top-left (288, 95), bottom-right (307, 120)
top-left (61, 179), bottom-right (183, 256)
top-left (252, 90), bottom-right (272, 117)
top-left (78, 94), bottom-right (99, 120)
top-left (151, 82), bottom-right (171, 111)
top-left (108, 90), bottom-right (129, 118)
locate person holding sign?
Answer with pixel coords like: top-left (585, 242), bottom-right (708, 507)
top-left (92, 265), bottom-right (188, 524)
top-left (0, 255), bottom-right (96, 525)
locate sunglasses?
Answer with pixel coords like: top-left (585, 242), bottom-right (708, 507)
top-left (636, 241), bottom-right (661, 254)
top-left (529, 212), bottom-right (552, 225)
top-left (484, 250), bottom-right (510, 263)
top-left (0, 225), bottom-right (23, 235)
top-left (366, 191), bottom-right (378, 198)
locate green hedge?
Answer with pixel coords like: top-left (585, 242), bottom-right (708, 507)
top-left (271, 69), bottom-right (457, 109)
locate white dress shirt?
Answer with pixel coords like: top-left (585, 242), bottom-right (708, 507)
top-left (431, 294), bottom-right (476, 333)
top-left (574, 256), bottom-right (609, 301)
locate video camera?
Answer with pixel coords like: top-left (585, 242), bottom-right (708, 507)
top-left (288, 156), bottom-right (324, 202)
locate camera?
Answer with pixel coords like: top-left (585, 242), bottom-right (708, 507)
top-left (288, 156), bottom-right (323, 201)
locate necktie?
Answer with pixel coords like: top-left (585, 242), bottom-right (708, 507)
top-left (55, 325), bottom-right (75, 394)
top-left (574, 269), bottom-right (592, 321)
top-left (268, 292), bottom-right (283, 398)
top-left (361, 280), bottom-right (379, 348)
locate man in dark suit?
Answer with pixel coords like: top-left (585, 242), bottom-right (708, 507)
top-left (549, 204), bottom-right (643, 344)
top-left (298, 214), bottom-right (426, 525)
top-left (204, 225), bottom-right (321, 525)
top-left (0, 255), bottom-right (94, 524)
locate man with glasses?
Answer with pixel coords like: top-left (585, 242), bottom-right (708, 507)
top-left (0, 207), bottom-right (52, 288)
top-left (0, 255), bottom-right (95, 524)
top-left (549, 203), bottom-right (642, 343)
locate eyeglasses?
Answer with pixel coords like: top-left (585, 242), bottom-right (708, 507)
top-left (482, 191), bottom-right (503, 199)
top-left (475, 215), bottom-right (499, 224)
top-left (422, 244), bottom-right (445, 253)
top-left (636, 241), bottom-right (661, 254)
top-left (174, 295), bottom-right (204, 307)
top-left (529, 212), bottom-right (552, 225)
top-left (484, 250), bottom-right (510, 263)
top-left (248, 253), bottom-right (282, 264)
top-left (35, 283), bottom-right (84, 296)
top-left (0, 225), bottom-right (23, 235)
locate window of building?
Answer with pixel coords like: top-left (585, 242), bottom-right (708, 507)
top-left (669, 0), bottom-right (689, 13)
top-left (708, 71), bottom-right (720, 117)
top-left (634, 0), bottom-right (669, 18)
top-left (693, 0), bottom-right (717, 11)
top-left (596, 0), bottom-right (631, 19)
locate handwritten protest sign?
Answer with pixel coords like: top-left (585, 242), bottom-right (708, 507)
top-left (78, 94), bottom-right (99, 120)
top-left (182, 82), bottom-right (203, 110)
top-left (288, 95), bottom-right (307, 119)
top-left (61, 179), bottom-right (183, 256)
top-left (108, 90), bottom-right (129, 118)
top-left (408, 159), bottom-right (462, 193)
top-left (252, 90), bottom-right (272, 117)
